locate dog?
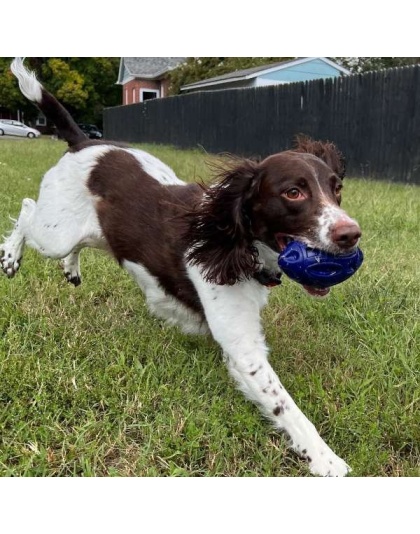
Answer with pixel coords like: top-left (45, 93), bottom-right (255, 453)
top-left (1, 58), bottom-right (361, 476)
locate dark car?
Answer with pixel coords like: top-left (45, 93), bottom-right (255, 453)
top-left (77, 123), bottom-right (103, 139)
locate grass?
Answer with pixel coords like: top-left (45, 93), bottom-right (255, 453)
top-left (0, 137), bottom-right (419, 477)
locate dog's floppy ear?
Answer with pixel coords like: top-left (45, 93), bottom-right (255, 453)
top-left (293, 134), bottom-right (346, 179)
top-left (186, 158), bottom-right (261, 285)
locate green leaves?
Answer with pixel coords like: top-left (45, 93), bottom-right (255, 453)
top-left (0, 57), bottom-right (34, 118)
top-left (42, 58), bottom-right (89, 110)
top-left (333, 57), bottom-right (420, 73)
top-left (1, 57), bottom-right (120, 126)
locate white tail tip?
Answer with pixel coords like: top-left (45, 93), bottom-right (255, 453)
top-left (10, 57), bottom-right (43, 104)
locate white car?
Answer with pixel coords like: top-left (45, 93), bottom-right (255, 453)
top-left (0, 119), bottom-right (41, 138)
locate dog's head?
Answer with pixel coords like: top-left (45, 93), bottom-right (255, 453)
top-left (186, 138), bottom-right (361, 286)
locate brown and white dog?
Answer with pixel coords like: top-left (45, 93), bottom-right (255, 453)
top-left (1, 58), bottom-right (361, 476)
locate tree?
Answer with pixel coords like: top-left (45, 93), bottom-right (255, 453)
top-left (0, 57), bottom-right (36, 120)
top-left (333, 57), bottom-right (420, 73)
top-left (168, 57), bottom-right (294, 95)
top-left (0, 57), bottom-right (121, 126)
top-left (61, 57), bottom-right (121, 124)
top-left (41, 58), bottom-right (89, 110)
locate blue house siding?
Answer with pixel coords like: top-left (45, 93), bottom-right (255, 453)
top-left (260, 59), bottom-right (342, 83)
top-left (181, 58), bottom-right (349, 92)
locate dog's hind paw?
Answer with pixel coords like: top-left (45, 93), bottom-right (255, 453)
top-left (0, 250), bottom-right (22, 278)
top-left (59, 257), bottom-right (82, 287)
top-left (65, 272), bottom-right (82, 286)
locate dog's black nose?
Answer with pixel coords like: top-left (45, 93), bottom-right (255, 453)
top-left (331, 221), bottom-right (362, 249)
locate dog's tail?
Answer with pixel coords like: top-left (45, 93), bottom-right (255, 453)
top-left (10, 57), bottom-right (87, 148)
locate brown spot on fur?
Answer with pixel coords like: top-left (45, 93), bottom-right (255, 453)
top-left (273, 405), bottom-right (284, 416)
top-left (280, 429), bottom-right (293, 446)
top-left (87, 149), bottom-right (204, 315)
top-left (250, 364), bottom-right (262, 376)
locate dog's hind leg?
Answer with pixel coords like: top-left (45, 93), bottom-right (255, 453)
top-left (1, 197), bottom-right (89, 278)
top-left (0, 198), bottom-right (35, 277)
top-left (60, 247), bottom-right (83, 286)
top-left (60, 235), bottom-right (108, 286)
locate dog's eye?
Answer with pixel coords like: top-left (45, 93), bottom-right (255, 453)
top-left (284, 188), bottom-right (303, 200)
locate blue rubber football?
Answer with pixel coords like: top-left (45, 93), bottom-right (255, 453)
top-left (278, 241), bottom-right (364, 288)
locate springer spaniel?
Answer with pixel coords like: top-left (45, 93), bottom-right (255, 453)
top-left (1, 58), bottom-right (361, 476)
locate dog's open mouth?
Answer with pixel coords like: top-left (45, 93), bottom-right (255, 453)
top-left (301, 285), bottom-right (330, 297)
top-left (275, 233), bottom-right (293, 252)
top-left (275, 233), bottom-right (331, 298)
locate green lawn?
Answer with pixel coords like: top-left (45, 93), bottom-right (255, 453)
top-left (0, 138), bottom-right (419, 476)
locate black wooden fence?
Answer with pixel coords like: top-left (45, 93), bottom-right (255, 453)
top-left (104, 66), bottom-right (420, 184)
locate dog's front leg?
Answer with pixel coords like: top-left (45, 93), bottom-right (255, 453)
top-left (188, 266), bottom-right (350, 476)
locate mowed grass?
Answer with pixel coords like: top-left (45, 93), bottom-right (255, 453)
top-left (0, 138), bottom-right (419, 477)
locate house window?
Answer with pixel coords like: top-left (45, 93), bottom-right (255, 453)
top-left (140, 89), bottom-right (160, 102)
top-left (132, 88), bottom-right (136, 103)
top-left (36, 114), bottom-right (46, 126)
top-left (125, 89), bottom-right (128, 105)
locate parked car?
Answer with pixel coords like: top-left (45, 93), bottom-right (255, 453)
top-left (0, 119), bottom-right (41, 138)
top-left (77, 123), bottom-right (103, 139)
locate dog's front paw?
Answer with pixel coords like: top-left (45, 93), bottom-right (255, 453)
top-left (308, 448), bottom-right (351, 477)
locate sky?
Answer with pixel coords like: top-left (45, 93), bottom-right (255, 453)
top-left (3, 0), bottom-right (416, 57)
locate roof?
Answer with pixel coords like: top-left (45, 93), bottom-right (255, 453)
top-left (181, 57), bottom-right (350, 91)
top-left (117, 57), bottom-right (186, 83)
